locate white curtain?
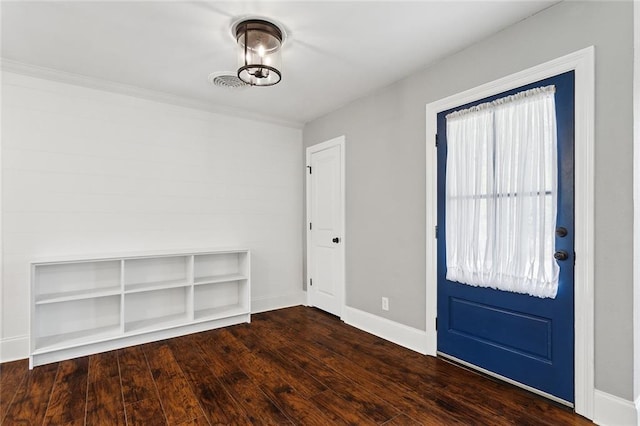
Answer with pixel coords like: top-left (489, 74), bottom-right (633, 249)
top-left (445, 86), bottom-right (559, 298)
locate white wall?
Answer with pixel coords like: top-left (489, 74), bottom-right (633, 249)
top-left (0, 71), bottom-right (304, 361)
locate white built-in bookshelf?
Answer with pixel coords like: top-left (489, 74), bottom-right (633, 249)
top-left (30, 248), bottom-right (250, 368)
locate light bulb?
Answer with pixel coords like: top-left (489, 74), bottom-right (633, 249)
top-left (257, 45), bottom-right (265, 57)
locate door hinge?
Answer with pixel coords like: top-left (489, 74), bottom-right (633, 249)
top-left (435, 317), bottom-right (438, 331)
top-left (307, 165), bottom-right (312, 174)
top-left (435, 225), bottom-right (438, 239)
top-left (309, 222), bottom-right (312, 230)
top-left (309, 278), bottom-right (313, 286)
top-left (435, 133), bottom-right (438, 148)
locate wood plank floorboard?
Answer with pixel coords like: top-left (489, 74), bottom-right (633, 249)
top-left (0, 359), bottom-right (28, 423)
top-left (43, 358), bottom-right (90, 425)
top-left (2, 362), bottom-right (58, 425)
top-left (142, 342), bottom-right (206, 425)
top-left (0, 306), bottom-right (592, 425)
top-left (168, 336), bottom-right (253, 425)
top-left (185, 332), bottom-right (292, 425)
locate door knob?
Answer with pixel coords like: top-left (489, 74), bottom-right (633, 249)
top-left (554, 250), bottom-right (569, 261)
top-left (332, 237), bottom-right (340, 243)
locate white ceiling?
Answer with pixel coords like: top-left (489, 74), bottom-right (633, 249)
top-left (1, 1), bottom-right (557, 126)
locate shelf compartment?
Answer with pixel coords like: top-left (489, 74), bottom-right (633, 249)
top-left (124, 279), bottom-right (189, 294)
top-left (125, 313), bottom-right (190, 334)
top-left (193, 252), bottom-right (248, 284)
top-left (124, 286), bottom-right (189, 333)
top-left (33, 260), bottom-right (121, 302)
top-left (124, 256), bottom-right (188, 292)
top-left (34, 295), bottom-right (121, 351)
top-left (194, 273), bottom-right (247, 286)
top-left (33, 325), bottom-right (122, 353)
top-left (194, 305), bottom-right (249, 322)
top-left (36, 286), bottom-right (121, 305)
top-left (194, 280), bottom-right (249, 321)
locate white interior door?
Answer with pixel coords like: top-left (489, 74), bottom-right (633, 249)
top-left (306, 136), bottom-right (345, 317)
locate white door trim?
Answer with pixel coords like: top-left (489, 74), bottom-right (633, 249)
top-left (633, 0), bottom-right (640, 413)
top-left (0, 65), bottom-right (4, 362)
top-left (306, 135), bottom-right (346, 319)
top-left (425, 47), bottom-right (595, 419)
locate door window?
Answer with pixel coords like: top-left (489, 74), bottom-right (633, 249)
top-left (445, 86), bottom-right (559, 298)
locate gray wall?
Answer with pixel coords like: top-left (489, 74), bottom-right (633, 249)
top-left (303, 1), bottom-right (634, 401)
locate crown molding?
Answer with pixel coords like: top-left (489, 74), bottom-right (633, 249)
top-left (0, 58), bottom-right (303, 130)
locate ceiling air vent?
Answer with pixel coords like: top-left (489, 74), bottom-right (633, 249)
top-left (208, 72), bottom-right (249, 89)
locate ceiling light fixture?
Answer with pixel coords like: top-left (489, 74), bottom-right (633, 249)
top-left (234, 19), bottom-right (284, 87)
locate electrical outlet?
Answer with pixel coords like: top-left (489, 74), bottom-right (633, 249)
top-left (382, 297), bottom-right (389, 311)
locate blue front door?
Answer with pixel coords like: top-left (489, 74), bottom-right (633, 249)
top-left (437, 71), bottom-right (575, 403)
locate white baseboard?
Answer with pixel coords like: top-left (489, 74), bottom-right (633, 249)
top-left (251, 291), bottom-right (306, 314)
top-left (342, 306), bottom-right (428, 354)
top-left (0, 335), bottom-right (29, 363)
top-left (594, 390), bottom-right (638, 426)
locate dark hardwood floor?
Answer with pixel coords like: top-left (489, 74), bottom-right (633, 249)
top-left (1, 306), bottom-right (592, 425)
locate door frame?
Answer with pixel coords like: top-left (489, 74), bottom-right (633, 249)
top-left (306, 135), bottom-right (346, 319)
top-left (425, 47), bottom-right (595, 418)
top-left (634, 0), bottom-right (640, 412)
